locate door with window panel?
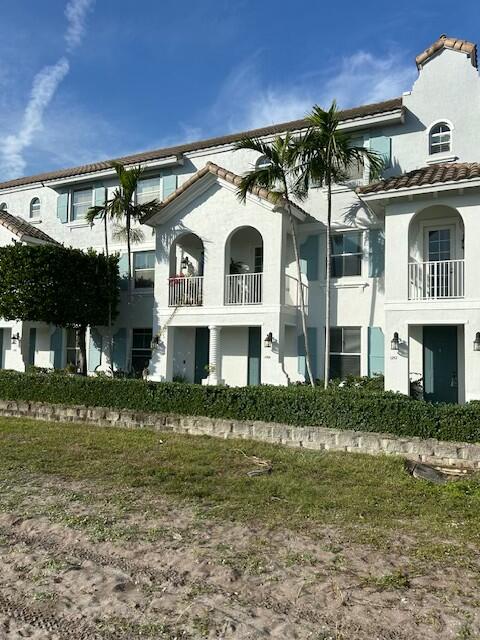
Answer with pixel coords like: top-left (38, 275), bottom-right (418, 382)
top-left (131, 328), bottom-right (153, 376)
top-left (329, 327), bottom-right (361, 379)
top-left (425, 227), bottom-right (453, 298)
top-left (330, 232), bottom-right (363, 277)
top-left (66, 328), bottom-right (80, 370)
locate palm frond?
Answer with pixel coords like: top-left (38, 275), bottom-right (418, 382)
top-left (112, 223), bottom-right (145, 244)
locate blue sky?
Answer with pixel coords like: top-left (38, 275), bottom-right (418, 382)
top-left (0, 0), bottom-right (479, 180)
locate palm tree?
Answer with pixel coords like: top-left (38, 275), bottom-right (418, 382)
top-left (87, 162), bottom-right (163, 374)
top-left (234, 133), bottom-right (315, 387)
top-left (298, 101), bottom-right (384, 388)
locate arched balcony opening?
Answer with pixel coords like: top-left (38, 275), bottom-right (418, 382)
top-left (224, 226), bottom-right (263, 305)
top-left (168, 232), bottom-right (204, 306)
top-left (408, 205), bottom-right (464, 300)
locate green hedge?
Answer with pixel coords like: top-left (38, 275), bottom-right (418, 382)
top-left (0, 371), bottom-right (479, 443)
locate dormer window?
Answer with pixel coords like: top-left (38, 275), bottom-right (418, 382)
top-left (429, 122), bottom-right (451, 155)
top-left (30, 197), bottom-right (41, 219)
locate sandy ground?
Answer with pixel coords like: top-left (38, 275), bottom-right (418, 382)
top-left (0, 472), bottom-right (479, 640)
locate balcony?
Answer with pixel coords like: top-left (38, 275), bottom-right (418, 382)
top-left (408, 259), bottom-right (464, 300)
top-left (225, 272), bottom-right (262, 305)
top-left (168, 276), bottom-right (204, 307)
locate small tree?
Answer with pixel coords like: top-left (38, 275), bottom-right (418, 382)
top-left (0, 244), bottom-right (119, 375)
top-left (299, 102), bottom-right (384, 387)
top-left (234, 133), bottom-right (315, 386)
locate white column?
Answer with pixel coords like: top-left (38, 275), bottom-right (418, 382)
top-left (207, 325), bottom-right (221, 385)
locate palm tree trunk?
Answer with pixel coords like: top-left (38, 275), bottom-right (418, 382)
top-left (323, 177), bottom-right (332, 389)
top-left (77, 325), bottom-right (87, 376)
top-left (125, 210), bottom-right (132, 375)
top-left (282, 176), bottom-right (314, 388)
top-left (104, 215), bottom-right (113, 376)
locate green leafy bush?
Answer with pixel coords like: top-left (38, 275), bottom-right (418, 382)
top-left (0, 371), bottom-right (478, 443)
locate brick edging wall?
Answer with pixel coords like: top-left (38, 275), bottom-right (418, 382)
top-left (0, 399), bottom-right (479, 469)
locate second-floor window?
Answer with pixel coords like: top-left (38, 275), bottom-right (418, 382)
top-left (72, 187), bottom-right (93, 221)
top-left (330, 231), bottom-right (363, 277)
top-left (137, 176), bottom-right (161, 204)
top-left (30, 197), bottom-right (41, 219)
top-left (429, 122), bottom-right (451, 155)
top-left (133, 250), bottom-right (155, 288)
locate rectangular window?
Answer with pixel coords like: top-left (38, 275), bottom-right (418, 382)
top-left (131, 328), bottom-right (153, 376)
top-left (66, 328), bottom-right (80, 370)
top-left (331, 231), bottom-right (363, 277)
top-left (133, 251), bottom-right (155, 289)
top-left (254, 246), bottom-right (263, 273)
top-left (136, 176), bottom-right (161, 204)
top-left (329, 326), bottom-right (361, 379)
top-left (71, 188), bottom-right (93, 221)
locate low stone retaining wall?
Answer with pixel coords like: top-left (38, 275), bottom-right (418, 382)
top-left (0, 399), bottom-right (479, 470)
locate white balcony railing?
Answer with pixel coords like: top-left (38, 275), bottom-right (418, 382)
top-left (285, 274), bottom-right (309, 309)
top-left (225, 272), bottom-right (263, 305)
top-left (168, 276), bottom-right (204, 306)
top-left (408, 259), bottom-right (464, 300)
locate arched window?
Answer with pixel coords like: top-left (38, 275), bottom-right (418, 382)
top-left (30, 197), bottom-right (41, 218)
top-left (255, 155), bottom-right (271, 170)
top-left (429, 122), bottom-right (451, 155)
top-left (0, 203), bottom-right (7, 211)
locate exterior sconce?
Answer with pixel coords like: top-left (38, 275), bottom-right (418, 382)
top-left (474, 332), bottom-right (480, 351)
top-left (11, 332), bottom-right (20, 345)
top-left (391, 332), bottom-right (400, 351)
top-left (264, 332), bottom-right (273, 348)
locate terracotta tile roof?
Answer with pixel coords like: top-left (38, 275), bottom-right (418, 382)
top-left (416, 34), bottom-right (477, 69)
top-left (142, 161), bottom-right (308, 222)
top-left (0, 209), bottom-right (60, 244)
top-left (359, 162), bottom-right (480, 195)
top-left (0, 97), bottom-right (403, 191)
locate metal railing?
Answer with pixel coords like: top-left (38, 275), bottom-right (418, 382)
top-left (225, 272), bottom-right (263, 305)
top-left (408, 259), bottom-right (464, 300)
top-left (285, 274), bottom-right (309, 308)
top-left (168, 276), bottom-right (204, 306)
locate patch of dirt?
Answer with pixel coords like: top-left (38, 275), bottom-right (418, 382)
top-left (0, 472), bottom-right (479, 639)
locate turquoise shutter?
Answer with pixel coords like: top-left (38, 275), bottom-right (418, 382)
top-left (0, 328), bottom-right (3, 369)
top-left (88, 328), bottom-right (102, 372)
top-left (300, 235), bottom-right (319, 281)
top-left (94, 186), bottom-right (106, 207)
top-left (118, 254), bottom-right (129, 290)
top-left (247, 327), bottom-right (261, 385)
top-left (56, 193), bottom-right (68, 223)
top-left (112, 328), bottom-right (127, 372)
top-left (162, 174), bottom-right (177, 200)
top-left (369, 135), bottom-right (391, 169)
top-left (28, 328), bottom-right (37, 366)
top-left (297, 327), bottom-right (317, 382)
top-left (368, 228), bottom-right (385, 277)
top-left (50, 327), bottom-right (63, 369)
top-left (368, 327), bottom-right (384, 376)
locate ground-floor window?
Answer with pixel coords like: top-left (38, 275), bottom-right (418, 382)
top-left (66, 328), bottom-right (80, 370)
top-left (329, 326), bottom-right (361, 379)
top-left (131, 328), bottom-right (152, 376)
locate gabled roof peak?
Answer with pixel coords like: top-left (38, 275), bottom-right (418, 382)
top-left (416, 35), bottom-right (477, 70)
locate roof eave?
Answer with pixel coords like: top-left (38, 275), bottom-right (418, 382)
top-left (360, 176), bottom-right (480, 201)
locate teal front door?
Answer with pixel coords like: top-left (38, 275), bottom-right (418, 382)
top-left (247, 327), bottom-right (261, 385)
top-left (194, 327), bottom-right (209, 384)
top-left (423, 326), bottom-right (458, 403)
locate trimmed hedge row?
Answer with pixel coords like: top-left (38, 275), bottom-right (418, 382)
top-left (0, 371), bottom-right (479, 443)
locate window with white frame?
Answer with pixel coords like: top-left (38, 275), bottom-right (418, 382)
top-left (131, 328), bottom-right (153, 375)
top-left (136, 176), bottom-right (161, 204)
top-left (0, 203), bottom-right (7, 211)
top-left (71, 187), bottom-right (93, 221)
top-left (429, 122), bottom-right (451, 155)
top-left (329, 327), bottom-right (361, 379)
top-left (330, 231), bottom-right (363, 277)
top-left (133, 250), bottom-right (155, 288)
top-left (30, 197), bottom-right (41, 219)
top-left (66, 328), bottom-right (80, 370)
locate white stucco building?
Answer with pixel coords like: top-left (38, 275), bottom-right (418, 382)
top-left (1, 34), bottom-right (480, 403)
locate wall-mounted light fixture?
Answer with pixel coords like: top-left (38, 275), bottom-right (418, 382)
top-left (11, 332), bottom-right (20, 345)
top-left (474, 332), bottom-right (480, 352)
top-left (390, 331), bottom-right (400, 351)
top-left (264, 332), bottom-right (273, 348)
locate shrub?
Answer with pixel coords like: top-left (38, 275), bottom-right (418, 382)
top-left (0, 371), bottom-right (478, 443)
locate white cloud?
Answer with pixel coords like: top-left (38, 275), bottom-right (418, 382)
top-left (0, 58), bottom-right (70, 179)
top-left (65, 0), bottom-right (95, 52)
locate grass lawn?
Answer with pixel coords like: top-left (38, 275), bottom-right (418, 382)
top-left (0, 416), bottom-right (479, 639)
